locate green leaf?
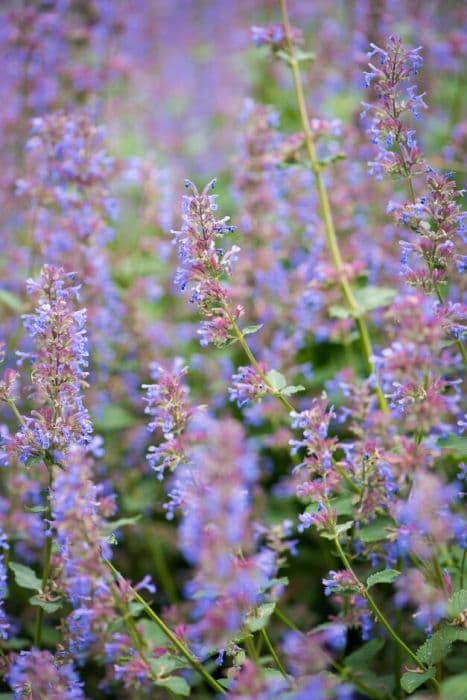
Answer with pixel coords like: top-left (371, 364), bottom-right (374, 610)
top-left (266, 370), bottom-right (287, 392)
top-left (354, 286), bottom-right (397, 313)
top-left (103, 514), bottom-right (142, 535)
top-left (335, 520), bottom-right (353, 536)
top-left (295, 49), bottom-right (316, 63)
top-left (328, 304), bottom-right (351, 320)
top-left (24, 505), bottom-right (47, 514)
top-left (440, 673), bottom-right (467, 700)
top-left (366, 569), bottom-right (400, 588)
top-left (359, 517), bottom-right (393, 543)
top-left (137, 619), bottom-right (170, 647)
top-left (242, 324), bottom-right (263, 337)
top-left (29, 595), bottom-right (62, 613)
top-left (157, 676), bottom-right (190, 696)
top-left (0, 289), bottom-right (23, 312)
top-left (345, 638), bottom-right (385, 667)
top-left (331, 495), bottom-right (355, 516)
top-left (95, 405), bottom-right (135, 431)
top-left (401, 667), bottom-right (436, 693)
top-left (281, 384), bottom-right (305, 396)
top-left (9, 562), bottom-right (42, 591)
top-left (437, 435), bottom-right (467, 456)
top-left (447, 589), bottom-right (467, 619)
top-left (415, 626), bottom-right (464, 665)
top-left (246, 602), bottom-right (276, 632)
top-left (149, 653), bottom-right (189, 675)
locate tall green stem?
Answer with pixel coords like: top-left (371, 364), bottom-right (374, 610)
top-left (103, 557), bottom-right (226, 695)
top-left (33, 456), bottom-right (54, 647)
top-left (278, 0), bottom-right (388, 414)
top-left (333, 536), bottom-right (439, 691)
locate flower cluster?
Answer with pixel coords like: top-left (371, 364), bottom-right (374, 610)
top-left (361, 35), bottom-right (427, 180)
top-left (143, 358), bottom-right (201, 478)
top-left (6, 650), bottom-right (84, 700)
top-left (251, 24), bottom-right (303, 51)
top-left (171, 179), bottom-right (243, 347)
top-left (8, 265), bottom-right (91, 464)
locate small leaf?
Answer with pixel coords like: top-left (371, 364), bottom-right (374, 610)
top-left (157, 676), bottom-right (190, 696)
top-left (246, 602), bottom-right (276, 632)
top-left (400, 668), bottom-right (436, 693)
top-left (328, 304), bottom-right (351, 320)
top-left (447, 589), bottom-right (467, 619)
top-left (242, 324), bottom-right (263, 337)
top-left (137, 619), bottom-right (169, 647)
top-left (366, 569), bottom-right (400, 588)
top-left (335, 520), bottom-right (353, 536)
top-left (440, 673), bottom-right (467, 700)
top-left (9, 562), bottom-right (42, 591)
top-left (29, 595), bottom-right (62, 613)
top-left (281, 384), bottom-right (305, 396)
top-left (266, 369), bottom-right (286, 392)
top-left (0, 289), bottom-right (23, 312)
top-left (345, 638), bottom-right (385, 667)
top-left (437, 435), bottom-right (467, 455)
top-left (359, 517), bottom-right (393, 543)
top-left (150, 653), bottom-right (189, 675)
top-left (24, 505), bottom-right (47, 514)
top-left (354, 286), bottom-right (397, 313)
top-left (103, 515), bottom-right (142, 535)
top-left (294, 49), bottom-right (316, 63)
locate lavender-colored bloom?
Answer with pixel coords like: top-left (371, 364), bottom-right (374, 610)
top-left (171, 179), bottom-right (244, 347)
top-left (7, 266), bottom-right (91, 464)
top-left (362, 35), bottom-right (426, 180)
top-left (143, 358), bottom-right (200, 479)
top-left (228, 363), bottom-right (268, 408)
top-left (52, 444), bottom-right (116, 656)
top-left (394, 569), bottom-right (447, 634)
top-left (0, 529), bottom-right (9, 640)
top-left (6, 650), bottom-right (84, 699)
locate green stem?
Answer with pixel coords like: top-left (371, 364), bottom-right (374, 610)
top-left (33, 457), bottom-right (54, 647)
top-left (103, 557), bottom-right (226, 695)
top-left (144, 524), bottom-right (178, 604)
top-left (460, 549), bottom-right (466, 590)
top-left (278, 0), bottom-right (388, 414)
top-left (275, 606), bottom-right (300, 632)
top-left (393, 605), bottom-right (402, 699)
top-left (333, 536), bottom-right (439, 690)
top-left (260, 628), bottom-right (289, 680)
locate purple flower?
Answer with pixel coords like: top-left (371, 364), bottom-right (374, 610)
top-left (6, 650), bottom-right (84, 699)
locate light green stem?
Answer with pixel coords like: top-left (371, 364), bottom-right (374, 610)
top-left (278, 0), bottom-right (388, 414)
top-left (103, 557), bottom-right (226, 695)
top-left (260, 628), bottom-right (289, 679)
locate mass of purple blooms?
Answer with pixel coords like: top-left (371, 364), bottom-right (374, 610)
top-left (0, 1), bottom-right (465, 698)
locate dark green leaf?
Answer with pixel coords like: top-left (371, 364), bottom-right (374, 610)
top-left (366, 569), bottom-right (400, 588)
top-left (9, 562), bottom-right (42, 591)
top-left (29, 594), bottom-right (62, 613)
top-left (359, 517), bottom-right (393, 543)
top-left (345, 638), bottom-right (385, 667)
top-left (401, 668), bottom-right (436, 693)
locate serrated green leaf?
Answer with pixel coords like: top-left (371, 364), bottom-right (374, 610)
top-left (29, 594), bottom-right (62, 613)
top-left (366, 569), bottom-right (400, 588)
top-left (103, 514), bottom-right (142, 535)
top-left (9, 562), bottom-right (42, 591)
top-left (242, 324), bottom-right (263, 337)
top-left (401, 667), bottom-right (436, 693)
top-left (157, 676), bottom-right (190, 696)
top-left (359, 517), bottom-right (393, 543)
top-left (447, 590), bottom-right (467, 619)
top-left (281, 384), bottom-right (305, 396)
top-left (266, 369), bottom-right (287, 392)
top-left (354, 286), bottom-right (397, 313)
top-left (246, 602), bottom-right (276, 632)
top-left (0, 289), bottom-right (23, 312)
top-left (345, 638), bottom-right (385, 667)
top-left (440, 673), bottom-right (467, 700)
top-left (335, 520), bottom-right (353, 536)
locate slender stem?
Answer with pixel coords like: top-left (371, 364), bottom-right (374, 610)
top-left (275, 606), bottom-right (300, 632)
top-left (245, 635), bottom-right (258, 663)
top-left (260, 628), bottom-right (289, 679)
top-left (460, 549), bottom-right (466, 590)
top-left (103, 557), bottom-right (226, 695)
top-left (278, 0), bottom-right (388, 414)
top-left (33, 457), bottom-right (54, 647)
top-left (393, 605), bottom-right (402, 699)
top-left (333, 536), bottom-right (439, 690)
